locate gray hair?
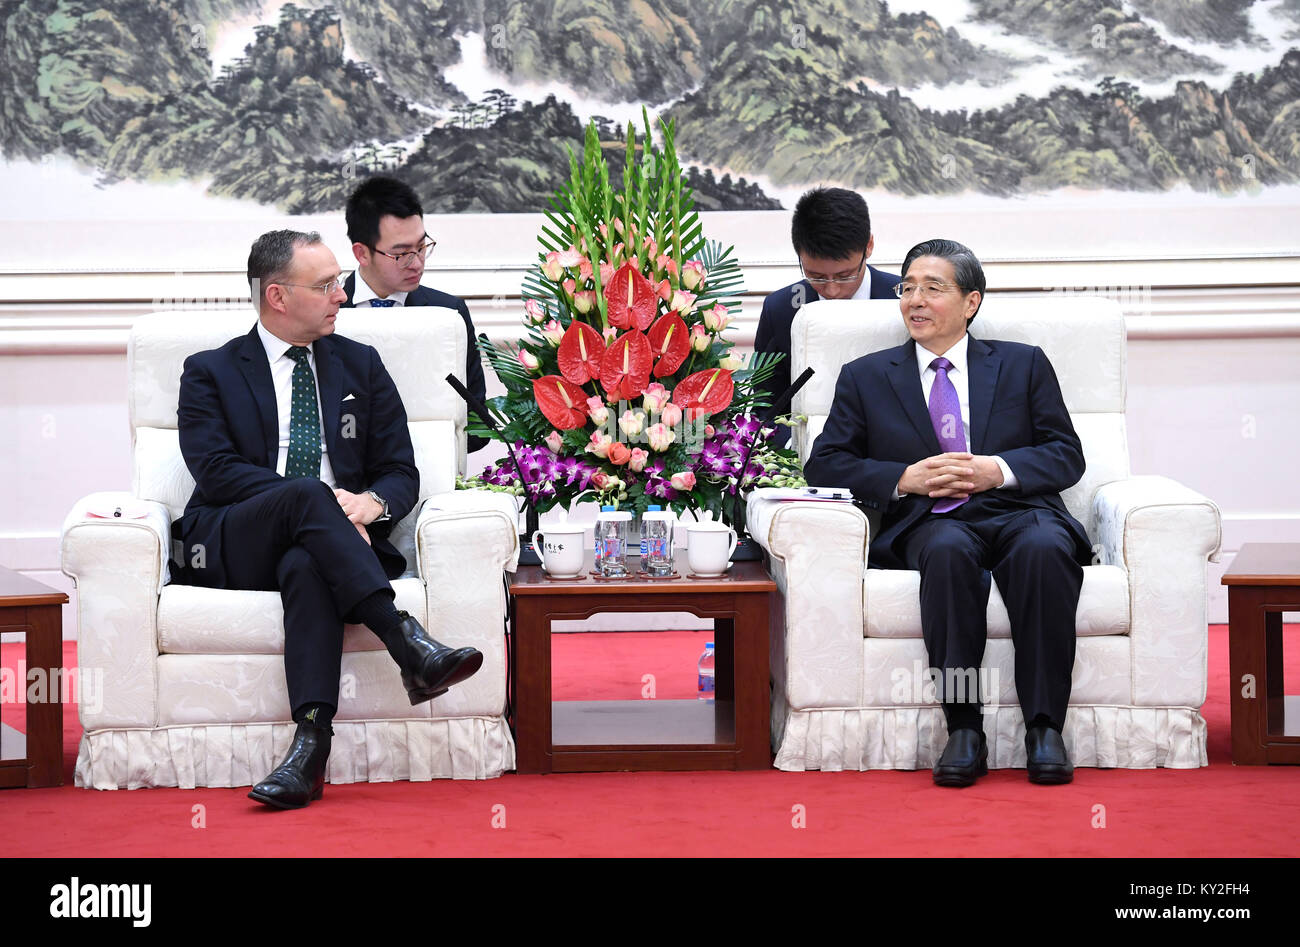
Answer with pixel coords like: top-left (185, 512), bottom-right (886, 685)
top-left (247, 229), bottom-right (323, 310)
top-left (900, 238), bottom-right (985, 323)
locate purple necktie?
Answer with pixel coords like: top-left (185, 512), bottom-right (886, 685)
top-left (927, 356), bottom-right (968, 513)
top-left (372, 298), bottom-right (397, 307)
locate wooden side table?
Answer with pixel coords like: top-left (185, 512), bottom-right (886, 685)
top-left (510, 552), bottom-right (778, 774)
top-left (1221, 543), bottom-right (1300, 765)
top-left (0, 567), bottom-right (69, 787)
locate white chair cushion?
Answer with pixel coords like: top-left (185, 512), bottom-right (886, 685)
top-left (864, 564), bottom-right (1129, 639)
top-left (158, 578), bottom-right (427, 654)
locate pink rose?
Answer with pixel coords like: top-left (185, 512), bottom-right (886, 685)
top-left (628, 448), bottom-right (648, 472)
top-left (592, 471), bottom-right (609, 490)
top-left (660, 402), bottom-right (683, 427)
top-left (541, 252), bottom-right (564, 281)
top-left (517, 349), bottom-right (540, 372)
top-left (670, 290), bottom-right (697, 316)
top-left (703, 304), bottom-right (732, 332)
top-left (670, 471), bottom-right (697, 491)
top-left (524, 299), bottom-right (547, 325)
top-left (619, 409), bottom-right (646, 438)
top-left (608, 442), bottom-right (632, 466)
top-left (642, 382), bottom-right (669, 415)
top-left (690, 324), bottom-right (710, 352)
top-left (545, 431), bottom-right (564, 453)
top-left (646, 422), bottom-right (675, 452)
top-left (541, 319), bottom-right (564, 346)
top-left (586, 431), bottom-right (613, 458)
top-left (681, 260), bottom-right (706, 291)
top-left (586, 396), bottom-right (610, 426)
top-left (573, 290), bottom-right (597, 314)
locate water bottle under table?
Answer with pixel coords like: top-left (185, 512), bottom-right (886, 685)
top-left (697, 641), bottom-right (715, 702)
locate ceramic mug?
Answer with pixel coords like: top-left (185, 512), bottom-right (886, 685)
top-left (685, 522), bottom-right (738, 576)
top-left (532, 526), bottom-right (586, 578)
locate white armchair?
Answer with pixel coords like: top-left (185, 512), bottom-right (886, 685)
top-left (62, 309), bottom-right (519, 789)
top-left (749, 296), bottom-right (1221, 771)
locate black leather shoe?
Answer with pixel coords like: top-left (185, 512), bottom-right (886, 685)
top-left (1026, 725), bottom-right (1073, 784)
top-left (388, 612), bottom-right (483, 705)
top-left (933, 728), bottom-right (987, 787)
top-left (248, 721), bottom-right (331, 809)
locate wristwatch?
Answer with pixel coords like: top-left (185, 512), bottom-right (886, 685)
top-left (366, 490), bottom-right (390, 522)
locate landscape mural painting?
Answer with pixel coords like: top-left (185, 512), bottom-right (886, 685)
top-left (2, 0), bottom-right (1299, 218)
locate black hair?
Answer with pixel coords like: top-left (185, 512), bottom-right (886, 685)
top-left (247, 229), bottom-right (322, 307)
top-left (791, 186), bottom-right (872, 260)
top-left (345, 175), bottom-right (423, 247)
top-left (900, 238), bottom-right (986, 324)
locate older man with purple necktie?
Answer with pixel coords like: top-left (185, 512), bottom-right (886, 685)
top-left (804, 239), bottom-right (1093, 787)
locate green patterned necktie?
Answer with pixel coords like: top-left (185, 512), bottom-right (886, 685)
top-left (284, 346), bottom-right (322, 480)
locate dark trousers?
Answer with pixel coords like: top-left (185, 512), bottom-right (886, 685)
top-left (900, 503), bottom-right (1083, 732)
top-left (202, 479), bottom-right (395, 716)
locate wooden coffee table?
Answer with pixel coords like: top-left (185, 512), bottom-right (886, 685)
top-left (1221, 543), bottom-right (1300, 764)
top-left (510, 552), bottom-right (778, 773)
top-left (0, 567), bottom-right (69, 787)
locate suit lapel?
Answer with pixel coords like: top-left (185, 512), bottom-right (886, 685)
top-left (887, 341), bottom-right (942, 453)
top-left (966, 335), bottom-right (1001, 454)
top-left (314, 336), bottom-right (344, 461)
top-left (236, 327), bottom-right (278, 464)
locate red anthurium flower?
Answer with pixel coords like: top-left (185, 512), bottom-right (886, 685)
top-left (646, 312), bottom-right (690, 378)
top-left (672, 368), bottom-right (734, 420)
top-left (599, 329), bottom-right (653, 402)
top-left (604, 261), bottom-right (658, 331)
top-left (533, 375), bottom-right (591, 430)
top-left (556, 319), bottom-right (606, 385)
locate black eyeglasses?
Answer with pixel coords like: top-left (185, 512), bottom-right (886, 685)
top-left (800, 251), bottom-right (867, 286)
top-left (372, 237), bottom-right (436, 267)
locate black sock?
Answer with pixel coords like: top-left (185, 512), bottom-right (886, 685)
top-left (295, 703), bottom-right (335, 729)
top-left (347, 591), bottom-right (403, 640)
top-left (1028, 713), bottom-right (1059, 732)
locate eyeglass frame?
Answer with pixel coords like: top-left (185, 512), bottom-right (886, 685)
top-left (370, 236), bottom-right (437, 268)
top-left (799, 250), bottom-right (868, 286)
top-left (274, 276), bottom-right (345, 295)
top-left (892, 279), bottom-right (969, 300)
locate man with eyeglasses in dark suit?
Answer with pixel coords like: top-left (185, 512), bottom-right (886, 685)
top-left (174, 230), bottom-right (485, 809)
top-left (754, 187), bottom-right (900, 444)
top-left (342, 175), bottom-right (488, 452)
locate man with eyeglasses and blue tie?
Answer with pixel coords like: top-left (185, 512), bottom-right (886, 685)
top-left (342, 175), bottom-right (488, 452)
top-left (754, 187), bottom-right (900, 443)
top-left (173, 230), bottom-right (484, 809)
top-left (804, 239), bottom-right (1092, 788)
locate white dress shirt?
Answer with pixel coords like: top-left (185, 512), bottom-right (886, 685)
top-left (351, 271), bottom-right (408, 307)
top-left (894, 333), bottom-right (1018, 498)
top-left (256, 320), bottom-right (336, 487)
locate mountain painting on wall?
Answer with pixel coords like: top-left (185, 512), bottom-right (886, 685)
top-left (2, 0), bottom-right (1298, 213)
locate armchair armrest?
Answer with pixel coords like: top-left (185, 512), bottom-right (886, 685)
top-left (414, 491), bottom-right (518, 703)
top-left (747, 493), bottom-right (869, 709)
top-left (1093, 475), bottom-right (1222, 707)
top-left (60, 492), bottom-right (173, 730)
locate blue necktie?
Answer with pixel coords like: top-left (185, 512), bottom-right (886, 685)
top-left (371, 299), bottom-right (397, 307)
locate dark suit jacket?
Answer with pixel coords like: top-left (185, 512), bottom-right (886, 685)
top-left (803, 335), bottom-right (1091, 569)
top-left (754, 266), bottom-right (901, 445)
top-left (341, 273), bottom-right (487, 453)
top-left (174, 325), bottom-right (419, 585)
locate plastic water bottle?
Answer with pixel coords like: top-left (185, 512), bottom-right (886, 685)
top-left (594, 506), bottom-right (630, 577)
top-left (640, 505), bottom-right (674, 576)
top-left (697, 641), bottom-right (715, 702)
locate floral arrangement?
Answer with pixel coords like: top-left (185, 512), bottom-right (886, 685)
top-left (460, 115), bottom-right (805, 524)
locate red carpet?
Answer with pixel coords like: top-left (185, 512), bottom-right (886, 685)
top-left (1, 627), bottom-right (1298, 857)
